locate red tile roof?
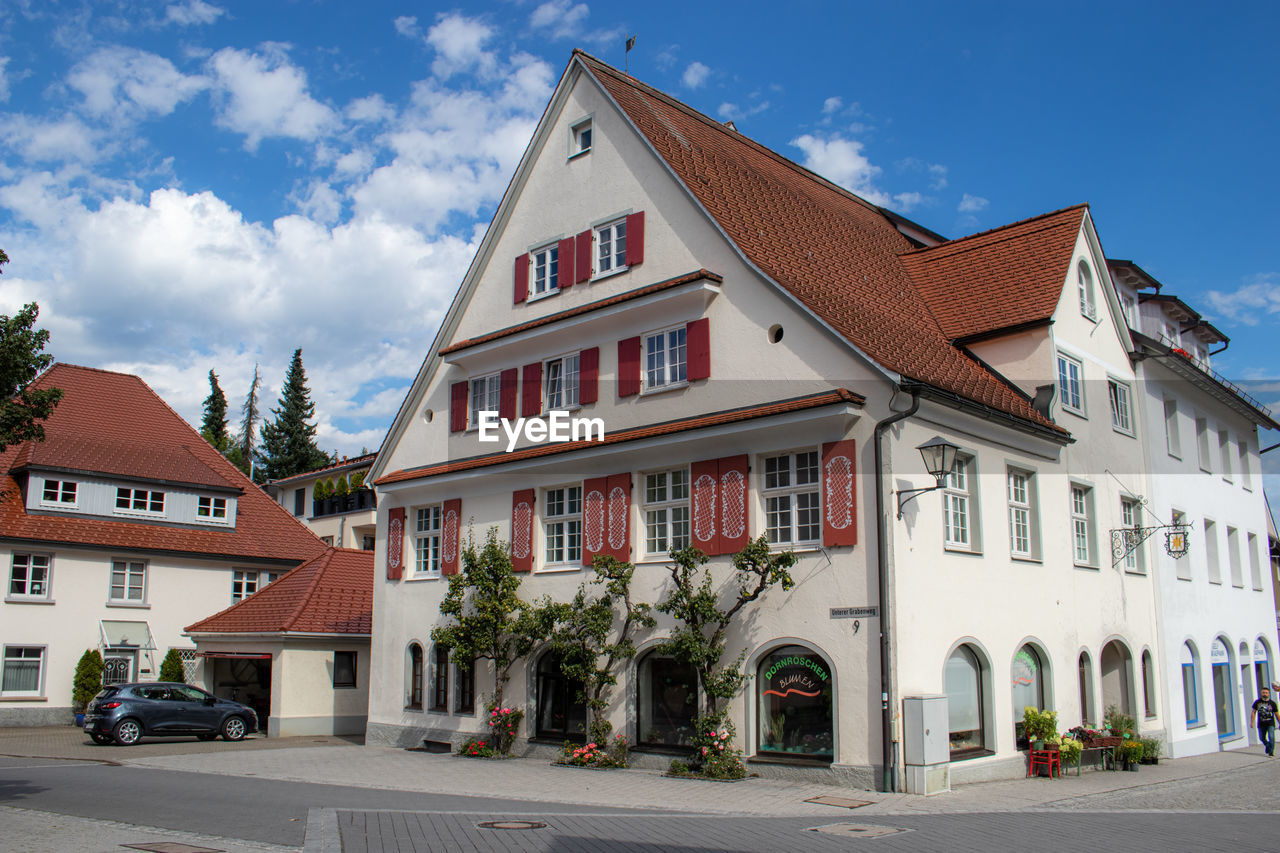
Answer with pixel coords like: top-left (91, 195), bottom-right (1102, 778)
top-left (900, 206), bottom-right (1087, 342)
top-left (185, 547), bottom-right (373, 635)
top-left (575, 51), bottom-right (1063, 433)
top-left (269, 452), bottom-right (378, 487)
top-left (0, 364), bottom-right (326, 564)
top-left (377, 388), bottom-right (863, 485)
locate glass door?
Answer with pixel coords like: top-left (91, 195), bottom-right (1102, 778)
top-left (1212, 662), bottom-right (1235, 738)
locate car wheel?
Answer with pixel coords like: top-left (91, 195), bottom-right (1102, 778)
top-left (112, 718), bottom-right (142, 746)
top-left (221, 716), bottom-right (247, 741)
top-left (90, 733), bottom-right (113, 745)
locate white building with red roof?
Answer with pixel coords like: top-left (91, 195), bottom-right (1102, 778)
top-left (264, 452), bottom-right (378, 550)
top-left (1, 364), bottom-right (325, 725)
top-left (363, 51), bottom-right (1277, 789)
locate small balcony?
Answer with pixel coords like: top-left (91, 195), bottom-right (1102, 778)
top-left (313, 488), bottom-right (376, 519)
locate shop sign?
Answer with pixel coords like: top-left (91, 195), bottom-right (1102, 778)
top-left (830, 606), bottom-right (877, 619)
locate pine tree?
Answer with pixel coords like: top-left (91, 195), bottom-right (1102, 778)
top-left (200, 370), bottom-right (230, 451)
top-left (0, 250), bottom-right (63, 451)
top-left (258, 348), bottom-right (330, 481)
top-left (226, 365), bottom-right (261, 480)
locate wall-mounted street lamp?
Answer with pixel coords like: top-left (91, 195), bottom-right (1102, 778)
top-left (895, 436), bottom-right (961, 519)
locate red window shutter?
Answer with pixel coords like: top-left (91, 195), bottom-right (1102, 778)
top-left (605, 472), bottom-right (631, 560)
top-left (686, 317), bottom-right (710, 381)
top-left (579, 347), bottom-right (599, 405)
top-left (499, 368), bottom-right (519, 421)
top-left (442, 499), bottom-right (462, 576)
top-left (822, 440), bottom-right (857, 547)
top-left (521, 362), bottom-right (542, 417)
top-left (575, 229), bottom-right (592, 283)
top-left (626, 211), bottom-right (645, 267)
top-left (582, 476), bottom-right (609, 566)
top-left (690, 459), bottom-right (720, 555)
top-left (716, 455), bottom-right (750, 554)
top-left (514, 253), bottom-right (529, 304)
top-left (557, 237), bottom-right (575, 288)
top-left (511, 489), bottom-right (535, 572)
top-left (618, 337), bottom-right (641, 397)
top-left (387, 507), bottom-right (405, 580)
top-left (449, 381), bottom-right (468, 433)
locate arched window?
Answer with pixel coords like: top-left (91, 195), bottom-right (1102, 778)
top-left (757, 645), bottom-right (833, 761)
top-left (430, 645), bottom-right (448, 711)
top-left (1254, 638), bottom-right (1273, 697)
top-left (1077, 260), bottom-right (1095, 317)
top-left (1011, 644), bottom-right (1046, 749)
top-left (945, 644), bottom-right (987, 757)
top-left (637, 652), bottom-right (698, 748)
top-left (1211, 638), bottom-right (1235, 738)
top-left (1180, 642), bottom-right (1200, 726)
top-left (1141, 649), bottom-right (1157, 719)
top-left (1078, 651), bottom-right (1095, 726)
top-left (535, 652), bottom-right (586, 740)
top-left (1100, 640), bottom-right (1133, 717)
top-left (407, 643), bottom-right (423, 710)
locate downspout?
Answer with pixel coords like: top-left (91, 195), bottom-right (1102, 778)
top-left (874, 385), bottom-right (920, 793)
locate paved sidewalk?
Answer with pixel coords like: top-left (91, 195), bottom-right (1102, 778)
top-left (0, 803), bottom-right (295, 853)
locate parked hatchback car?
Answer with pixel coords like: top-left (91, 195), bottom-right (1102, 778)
top-left (83, 682), bottom-right (259, 746)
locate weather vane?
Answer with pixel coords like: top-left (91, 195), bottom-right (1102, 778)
top-left (625, 34), bottom-right (637, 74)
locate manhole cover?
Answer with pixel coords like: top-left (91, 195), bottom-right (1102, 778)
top-left (805, 795), bottom-right (874, 809)
top-left (808, 822), bottom-right (909, 838)
top-left (477, 820), bottom-right (547, 831)
top-left (122, 844), bottom-right (225, 853)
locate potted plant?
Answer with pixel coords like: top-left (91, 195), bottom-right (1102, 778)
top-left (1139, 735), bottom-right (1162, 765)
top-left (1023, 706), bottom-right (1058, 750)
top-left (1104, 705), bottom-right (1136, 738)
top-left (1058, 736), bottom-right (1083, 769)
top-left (71, 649), bottom-right (104, 725)
top-left (1118, 739), bottom-right (1144, 770)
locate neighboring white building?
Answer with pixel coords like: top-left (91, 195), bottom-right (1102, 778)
top-left (265, 453), bottom-right (377, 550)
top-left (0, 365), bottom-right (325, 725)
top-left (1109, 260), bottom-right (1279, 757)
top-left (361, 51), bottom-right (1276, 790)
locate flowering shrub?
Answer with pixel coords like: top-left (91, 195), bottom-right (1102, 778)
top-left (486, 703), bottom-right (523, 755)
top-left (557, 719), bottom-right (629, 768)
top-left (458, 736), bottom-right (496, 758)
top-left (668, 714), bottom-right (744, 780)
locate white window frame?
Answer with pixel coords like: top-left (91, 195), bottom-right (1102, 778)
top-left (643, 468), bottom-right (690, 557)
top-left (1120, 294), bottom-right (1138, 328)
top-left (0, 645), bottom-right (45, 697)
top-left (1077, 260), bottom-right (1097, 320)
top-left (569, 116), bottom-right (592, 158)
top-left (1218, 430), bottom-right (1233, 482)
top-left (1121, 497), bottom-right (1146, 574)
top-left (544, 353), bottom-right (580, 411)
top-left (643, 326), bottom-right (687, 392)
top-left (40, 478), bottom-right (77, 508)
top-left (197, 496), bottom-right (228, 520)
top-left (542, 485), bottom-right (582, 568)
top-left (1238, 439), bottom-right (1252, 490)
top-left (231, 569), bottom-right (281, 603)
top-left (593, 217), bottom-right (628, 279)
top-left (115, 487), bottom-right (165, 517)
top-left (8, 553), bottom-right (52, 601)
top-left (414, 505), bottom-right (442, 578)
top-left (1195, 417), bottom-right (1212, 473)
top-left (1248, 532), bottom-right (1262, 590)
top-left (530, 243), bottom-right (560, 299)
top-left (1163, 397), bottom-right (1181, 459)
top-left (1056, 353), bottom-right (1085, 416)
top-left (468, 373), bottom-right (501, 431)
top-left (109, 559), bottom-right (148, 604)
top-left (1108, 379), bottom-right (1134, 436)
top-left (1227, 526), bottom-right (1242, 588)
top-left (1006, 467), bottom-right (1039, 561)
top-left (1070, 484), bottom-right (1096, 567)
top-left (1204, 518), bottom-right (1220, 584)
top-left (943, 455), bottom-right (980, 552)
top-left (762, 450), bottom-right (821, 547)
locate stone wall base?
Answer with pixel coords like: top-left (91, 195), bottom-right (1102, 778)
top-left (0, 706), bottom-right (73, 727)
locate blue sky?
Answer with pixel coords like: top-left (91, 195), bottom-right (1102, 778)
top-left (0, 1), bottom-right (1276, 510)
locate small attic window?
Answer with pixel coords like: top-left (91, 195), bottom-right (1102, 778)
top-left (570, 117), bottom-right (592, 158)
top-left (1077, 261), bottom-right (1097, 322)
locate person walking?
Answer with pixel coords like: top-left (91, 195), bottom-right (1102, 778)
top-left (1251, 686), bottom-right (1278, 757)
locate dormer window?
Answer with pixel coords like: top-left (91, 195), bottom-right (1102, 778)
top-left (41, 479), bottom-right (77, 506)
top-left (570, 117), bottom-right (592, 157)
top-left (116, 487), bottom-right (164, 515)
top-left (197, 496), bottom-right (228, 520)
top-left (1077, 261), bottom-right (1096, 321)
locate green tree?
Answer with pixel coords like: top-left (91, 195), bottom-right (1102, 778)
top-left (258, 348), bottom-right (330, 481)
top-left (0, 249), bottom-right (63, 451)
top-left (431, 529), bottom-right (548, 728)
top-left (226, 364), bottom-right (262, 479)
top-left (71, 649), bottom-right (104, 712)
top-left (159, 648), bottom-right (186, 683)
top-left (200, 370), bottom-right (230, 451)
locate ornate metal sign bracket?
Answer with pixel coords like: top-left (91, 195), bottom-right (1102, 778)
top-left (1110, 522), bottom-right (1190, 566)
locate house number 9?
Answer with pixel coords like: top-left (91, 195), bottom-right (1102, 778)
top-left (851, 619), bottom-right (860, 635)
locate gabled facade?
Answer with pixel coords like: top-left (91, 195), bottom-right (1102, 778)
top-left (365, 51), bottom-right (1276, 790)
top-left (265, 453), bottom-right (377, 550)
top-left (0, 364), bottom-right (325, 724)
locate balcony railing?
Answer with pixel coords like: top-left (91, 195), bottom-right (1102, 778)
top-left (313, 488), bottom-right (376, 518)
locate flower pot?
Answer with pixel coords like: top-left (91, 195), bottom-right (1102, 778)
top-left (1031, 739), bottom-right (1045, 750)
top-left (74, 713), bottom-right (85, 726)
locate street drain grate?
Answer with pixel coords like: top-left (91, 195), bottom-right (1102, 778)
top-left (478, 820), bottom-right (547, 831)
top-left (805, 795), bottom-right (874, 809)
top-left (808, 822), bottom-right (909, 838)
top-left (121, 843), bottom-right (225, 853)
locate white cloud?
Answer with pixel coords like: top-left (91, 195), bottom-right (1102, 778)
top-left (958, 193), bottom-right (988, 213)
top-left (393, 15), bottom-right (421, 38)
top-left (291, 179), bottom-right (342, 224)
top-left (890, 192), bottom-right (925, 213)
top-left (928, 163), bottom-right (948, 190)
top-left (789, 133), bottom-right (888, 205)
top-left (208, 46), bottom-right (337, 148)
top-left (822, 96), bottom-right (842, 115)
top-left (165, 1), bottom-right (225, 27)
top-left (1206, 274), bottom-right (1280, 326)
top-left (682, 61), bottom-right (710, 90)
top-left (346, 94), bottom-right (393, 124)
top-left (0, 115), bottom-right (103, 164)
top-left (530, 0), bottom-right (589, 36)
top-left (67, 47), bottom-right (208, 119)
top-left (425, 13), bottom-right (497, 80)
top-left (718, 100), bottom-right (770, 123)
top-left (0, 57), bottom-right (10, 103)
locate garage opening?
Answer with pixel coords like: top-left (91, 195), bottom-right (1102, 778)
top-left (200, 652), bottom-right (272, 734)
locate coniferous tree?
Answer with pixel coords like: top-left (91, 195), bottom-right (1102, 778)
top-left (0, 249), bottom-right (63, 451)
top-left (258, 348), bottom-right (330, 481)
top-left (200, 370), bottom-right (230, 451)
top-left (226, 364), bottom-right (261, 480)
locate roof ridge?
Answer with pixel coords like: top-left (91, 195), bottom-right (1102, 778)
top-left (902, 204), bottom-right (1088, 257)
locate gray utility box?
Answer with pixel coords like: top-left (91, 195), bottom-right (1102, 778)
top-left (902, 694), bottom-right (950, 795)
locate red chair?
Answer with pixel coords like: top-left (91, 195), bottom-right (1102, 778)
top-left (1027, 747), bottom-right (1060, 778)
